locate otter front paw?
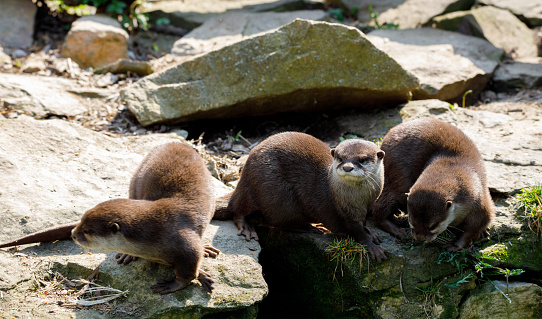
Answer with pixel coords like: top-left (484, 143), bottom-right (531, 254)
top-left (203, 245), bottom-right (220, 258)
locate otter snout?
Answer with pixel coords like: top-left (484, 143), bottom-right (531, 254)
top-left (342, 163), bottom-right (354, 172)
top-left (411, 229), bottom-right (437, 243)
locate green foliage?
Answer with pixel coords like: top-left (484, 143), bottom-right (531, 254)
top-left (368, 4), bottom-right (399, 30)
top-left (436, 250), bottom-right (524, 303)
top-left (329, 8), bottom-right (345, 22)
top-left (339, 134), bottom-right (359, 142)
top-left (229, 130), bottom-right (243, 142)
top-left (325, 237), bottom-right (368, 280)
top-left (519, 185), bottom-right (542, 238)
top-left (461, 90), bottom-right (472, 108)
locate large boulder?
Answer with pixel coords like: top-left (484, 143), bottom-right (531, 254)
top-left (61, 15), bottom-right (129, 69)
top-left (171, 10), bottom-right (327, 57)
top-left (121, 19), bottom-right (419, 126)
top-left (0, 117), bottom-right (267, 318)
top-left (0, 0), bottom-right (36, 49)
top-left (368, 28), bottom-right (503, 102)
top-left (431, 5), bottom-right (538, 58)
top-left (478, 0), bottom-right (542, 27)
top-left (143, 0), bottom-right (325, 30)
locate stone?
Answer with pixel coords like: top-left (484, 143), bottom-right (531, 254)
top-left (121, 19), bottom-right (419, 126)
top-left (478, 0), bottom-right (542, 27)
top-left (0, 48), bottom-right (11, 65)
top-left (0, 73), bottom-right (89, 118)
top-left (0, 116), bottom-right (267, 318)
top-left (340, 0), bottom-right (474, 29)
top-left (20, 53), bottom-right (48, 74)
top-left (368, 28), bottom-right (503, 102)
top-left (459, 281), bottom-right (542, 318)
top-left (61, 15), bottom-right (129, 69)
top-left (171, 10), bottom-right (327, 57)
top-left (143, 0), bottom-right (326, 30)
top-left (431, 6), bottom-right (538, 58)
top-left (0, 0), bottom-right (36, 49)
top-left (492, 57), bottom-right (542, 91)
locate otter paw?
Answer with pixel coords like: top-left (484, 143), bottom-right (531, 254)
top-left (151, 279), bottom-right (186, 294)
top-left (366, 243), bottom-right (387, 263)
top-left (364, 226), bottom-right (383, 244)
top-left (203, 245), bottom-right (220, 258)
top-left (198, 269), bottom-right (215, 293)
top-left (310, 223), bottom-right (331, 234)
top-left (238, 227), bottom-right (259, 241)
top-left (115, 253), bottom-right (138, 265)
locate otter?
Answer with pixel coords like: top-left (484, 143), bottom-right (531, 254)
top-left (226, 132), bottom-right (387, 262)
top-left (372, 118), bottom-right (495, 251)
top-left (2, 142), bottom-right (219, 294)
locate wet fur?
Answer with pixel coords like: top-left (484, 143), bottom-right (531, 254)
top-left (227, 132), bottom-right (387, 262)
top-left (372, 118), bottom-right (495, 250)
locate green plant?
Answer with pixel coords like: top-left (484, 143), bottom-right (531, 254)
top-left (229, 130), bottom-right (243, 142)
top-left (325, 237), bottom-right (368, 280)
top-left (436, 250), bottom-right (524, 303)
top-left (339, 134), bottom-right (358, 142)
top-left (519, 185), bottom-right (542, 238)
top-left (416, 277), bottom-right (442, 317)
top-left (368, 4), bottom-right (399, 30)
top-left (329, 8), bottom-right (345, 22)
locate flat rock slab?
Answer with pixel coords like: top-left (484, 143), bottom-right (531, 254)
top-left (0, 73), bottom-right (90, 118)
top-left (493, 57), bottom-right (542, 91)
top-left (432, 5), bottom-right (538, 58)
top-left (337, 99), bottom-right (542, 195)
top-left (171, 10), bottom-right (327, 57)
top-left (0, 0), bottom-right (36, 49)
top-left (368, 28), bottom-right (503, 102)
top-left (478, 0), bottom-right (542, 27)
top-left (0, 117), bottom-right (266, 318)
top-left (121, 19), bottom-right (419, 126)
top-left (144, 0), bottom-right (325, 30)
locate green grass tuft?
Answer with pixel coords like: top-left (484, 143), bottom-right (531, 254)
top-left (518, 185), bottom-right (542, 238)
top-left (325, 237), bottom-right (368, 280)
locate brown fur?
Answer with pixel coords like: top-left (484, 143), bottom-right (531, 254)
top-left (226, 132), bottom-right (387, 262)
top-left (372, 118), bottom-right (495, 251)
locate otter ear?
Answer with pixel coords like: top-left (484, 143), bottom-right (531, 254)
top-left (330, 149), bottom-right (336, 157)
top-left (446, 201), bottom-right (453, 210)
top-left (405, 192), bottom-right (410, 197)
top-left (110, 223), bottom-right (120, 233)
top-left (377, 150), bottom-right (385, 159)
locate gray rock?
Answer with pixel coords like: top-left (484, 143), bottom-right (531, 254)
top-left (0, 0), bottom-right (36, 49)
top-left (478, 0), bottom-right (542, 27)
top-left (171, 10), bottom-right (327, 57)
top-left (0, 73), bottom-right (89, 118)
top-left (368, 28), bottom-right (503, 102)
top-left (493, 57), bottom-right (542, 91)
top-left (121, 19), bottom-right (419, 126)
top-left (459, 281), bottom-right (542, 318)
top-left (432, 5), bottom-right (538, 58)
top-left (0, 117), bottom-right (266, 318)
top-left (61, 15), bottom-right (129, 69)
top-left (143, 0), bottom-right (326, 30)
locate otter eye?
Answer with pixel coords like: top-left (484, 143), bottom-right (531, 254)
top-left (429, 224), bottom-right (438, 232)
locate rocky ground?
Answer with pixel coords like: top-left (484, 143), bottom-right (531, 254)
top-left (1, 0), bottom-right (542, 318)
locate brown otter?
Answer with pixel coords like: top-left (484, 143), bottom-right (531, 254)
top-left (372, 117), bottom-right (495, 251)
top-left (226, 131), bottom-right (387, 262)
top-left (2, 142), bottom-right (219, 294)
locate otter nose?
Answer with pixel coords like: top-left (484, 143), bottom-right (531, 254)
top-left (343, 164), bottom-right (354, 172)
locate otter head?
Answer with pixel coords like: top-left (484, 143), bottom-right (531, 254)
top-left (331, 139), bottom-right (384, 184)
top-left (71, 200), bottom-right (125, 252)
top-left (407, 190), bottom-right (455, 243)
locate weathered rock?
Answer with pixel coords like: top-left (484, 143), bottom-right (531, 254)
top-left (0, 116), bottom-right (267, 318)
top-left (143, 0), bottom-right (326, 30)
top-left (478, 0), bottom-right (542, 27)
top-left (95, 59), bottom-right (154, 76)
top-left (431, 6), bottom-right (538, 58)
top-left (368, 28), bottom-right (503, 102)
top-left (20, 53), bottom-right (48, 74)
top-left (0, 48), bottom-right (11, 65)
top-left (121, 19), bottom-right (419, 126)
top-left (61, 15), bottom-right (129, 69)
top-left (493, 57), bottom-right (542, 91)
top-left (0, 73), bottom-right (89, 117)
top-left (171, 10), bottom-right (327, 57)
top-left (0, 0), bottom-right (36, 49)
top-left (459, 281), bottom-right (542, 318)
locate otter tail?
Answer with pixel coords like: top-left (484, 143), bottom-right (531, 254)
top-left (213, 192), bottom-right (234, 220)
top-left (0, 222), bottom-right (78, 248)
